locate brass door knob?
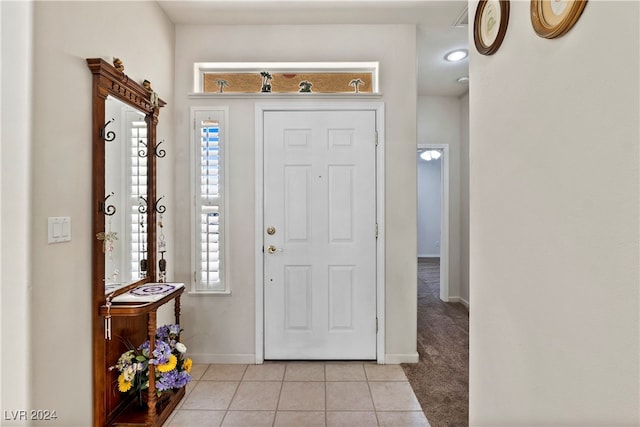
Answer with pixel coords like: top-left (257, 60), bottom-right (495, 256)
top-left (267, 245), bottom-right (278, 254)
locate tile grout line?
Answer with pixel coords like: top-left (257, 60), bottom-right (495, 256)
top-left (324, 362), bottom-right (328, 427)
top-left (364, 364), bottom-right (382, 426)
top-left (219, 364), bottom-right (246, 426)
top-left (272, 363), bottom-right (286, 427)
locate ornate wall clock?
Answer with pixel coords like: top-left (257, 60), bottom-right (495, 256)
top-left (531, 0), bottom-right (588, 39)
top-left (474, 0), bottom-right (510, 56)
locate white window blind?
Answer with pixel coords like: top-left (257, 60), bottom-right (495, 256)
top-left (193, 109), bottom-right (228, 293)
top-left (129, 115), bottom-right (147, 279)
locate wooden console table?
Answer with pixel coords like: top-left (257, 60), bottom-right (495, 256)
top-left (99, 284), bottom-right (185, 427)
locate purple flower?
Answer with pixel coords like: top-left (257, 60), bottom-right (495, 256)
top-left (150, 340), bottom-right (172, 365)
top-left (138, 340), bottom-right (151, 357)
top-left (156, 324), bottom-right (181, 341)
top-left (156, 325), bottom-right (170, 340)
top-left (156, 370), bottom-right (192, 391)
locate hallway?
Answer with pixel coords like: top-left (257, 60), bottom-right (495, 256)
top-left (402, 258), bottom-right (469, 427)
top-left (166, 361), bottom-right (430, 426)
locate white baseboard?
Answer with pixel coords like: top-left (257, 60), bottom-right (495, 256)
top-left (384, 352), bottom-right (419, 364)
top-left (191, 352), bottom-right (425, 365)
top-left (448, 296), bottom-right (469, 309)
top-left (190, 353), bottom-right (256, 364)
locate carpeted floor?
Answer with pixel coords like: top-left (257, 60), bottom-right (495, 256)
top-left (402, 258), bottom-right (469, 427)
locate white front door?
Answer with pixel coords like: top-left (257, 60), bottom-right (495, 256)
top-left (263, 110), bottom-right (377, 360)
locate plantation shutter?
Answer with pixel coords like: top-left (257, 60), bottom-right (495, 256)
top-left (194, 111), bottom-right (225, 291)
top-left (129, 114), bottom-right (147, 279)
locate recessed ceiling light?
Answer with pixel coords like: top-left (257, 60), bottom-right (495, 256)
top-left (457, 76), bottom-right (469, 83)
top-left (445, 49), bottom-right (468, 62)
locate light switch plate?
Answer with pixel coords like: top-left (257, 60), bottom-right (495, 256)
top-left (48, 217), bottom-right (71, 243)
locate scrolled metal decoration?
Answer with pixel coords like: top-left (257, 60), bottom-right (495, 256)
top-left (155, 139), bottom-right (166, 158)
top-left (100, 192), bottom-right (116, 216)
top-left (154, 196), bottom-right (166, 214)
top-left (138, 196), bottom-right (148, 214)
top-left (138, 140), bottom-right (147, 157)
top-left (100, 118), bottom-right (116, 142)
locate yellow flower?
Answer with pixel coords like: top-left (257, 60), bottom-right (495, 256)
top-left (157, 354), bottom-right (177, 373)
top-left (183, 358), bottom-right (193, 373)
top-left (118, 373), bottom-right (132, 392)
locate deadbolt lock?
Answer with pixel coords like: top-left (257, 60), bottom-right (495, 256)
top-left (266, 226), bottom-right (276, 235)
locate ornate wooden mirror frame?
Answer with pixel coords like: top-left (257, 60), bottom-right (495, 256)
top-left (87, 58), bottom-right (166, 426)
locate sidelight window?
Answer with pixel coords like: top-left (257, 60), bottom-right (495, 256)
top-left (192, 108), bottom-right (229, 293)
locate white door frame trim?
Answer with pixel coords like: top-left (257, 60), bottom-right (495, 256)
top-left (255, 101), bottom-right (386, 364)
top-left (417, 144), bottom-right (450, 302)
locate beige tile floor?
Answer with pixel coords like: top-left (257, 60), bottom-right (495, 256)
top-left (166, 361), bottom-right (431, 427)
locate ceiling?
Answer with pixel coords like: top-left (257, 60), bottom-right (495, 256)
top-left (157, 1), bottom-right (469, 97)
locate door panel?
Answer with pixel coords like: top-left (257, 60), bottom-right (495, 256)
top-left (263, 110), bottom-right (377, 360)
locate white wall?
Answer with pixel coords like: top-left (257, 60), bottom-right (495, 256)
top-left (417, 155), bottom-right (442, 257)
top-left (417, 96), bottom-right (463, 300)
top-left (469, 1), bottom-right (639, 424)
top-left (460, 93), bottom-right (469, 305)
top-left (1, 0), bottom-right (33, 418)
top-left (173, 24), bottom-right (418, 363)
top-left (23, 2), bottom-right (175, 425)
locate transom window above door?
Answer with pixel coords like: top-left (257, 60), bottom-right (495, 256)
top-left (193, 62), bottom-right (379, 94)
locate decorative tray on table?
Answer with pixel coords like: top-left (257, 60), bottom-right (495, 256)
top-left (111, 283), bottom-right (185, 303)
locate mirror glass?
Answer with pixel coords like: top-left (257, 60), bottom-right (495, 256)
top-left (104, 95), bottom-right (148, 293)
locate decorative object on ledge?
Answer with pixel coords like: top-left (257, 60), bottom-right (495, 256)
top-left (100, 192), bottom-right (117, 216)
top-left (113, 57), bottom-right (125, 73)
top-left (260, 71), bottom-right (273, 93)
top-left (155, 139), bottom-right (166, 158)
top-left (143, 79), bottom-right (160, 108)
top-left (110, 324), bottom-right (192, 407)
top-left (214, 79), bottom-right (229, 93)
top-left (349, 78), bottom-right (365, 93)
top-left (474, 0), bottom-right (510, 55)
top-left (531, 0), bottom-right (587, 39)
top-left (299, 80), bottom-right (313, 93)
top-left (100, 118), bottom-right (116, 142)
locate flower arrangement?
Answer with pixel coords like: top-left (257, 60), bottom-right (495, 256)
top-left (111, 324), bottom-right (192, 400)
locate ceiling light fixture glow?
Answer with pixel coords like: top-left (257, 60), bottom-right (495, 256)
top-left (457, 76), bottom-right (469, 83)
top-left (445, 49), bottom-right (468, 62)
top-left (420, 150), bottom-right (442, 161)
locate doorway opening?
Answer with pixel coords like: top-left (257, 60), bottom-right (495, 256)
top-left (417, 144), bottom-right (449, 301)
